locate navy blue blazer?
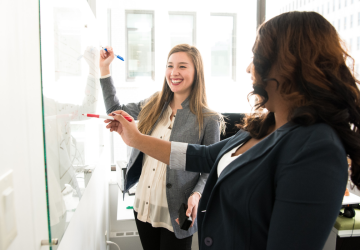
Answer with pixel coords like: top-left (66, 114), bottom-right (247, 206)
top-left (182, 122), bottom-right (348, 250)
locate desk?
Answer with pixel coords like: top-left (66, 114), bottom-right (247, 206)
top-left (117, 192), bottom-right (135, 221)
top-left (342, 192), bottom-right (360, 205)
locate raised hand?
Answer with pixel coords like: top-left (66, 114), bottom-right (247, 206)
top-left (99, 46), bottom-right (115, 76)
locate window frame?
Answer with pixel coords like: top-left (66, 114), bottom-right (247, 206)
top-left (125, 10), bottom-right (155, 82)
top-left (210, 13), bottom-right (237, 81)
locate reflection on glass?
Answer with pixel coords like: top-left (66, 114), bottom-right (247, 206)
top-left (40, 0), bottom-right (104, 247)
top-left (169, 14), bottom-right (195, 48)
top-left (210, 15), bottom-right (234, 78)
top-left (127, 13), bottom-right (153, 79)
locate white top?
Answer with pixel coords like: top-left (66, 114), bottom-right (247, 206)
top-left (217, 143), bottom-right (243, 177)
top-left (133, 105), bottom-right (175, 232)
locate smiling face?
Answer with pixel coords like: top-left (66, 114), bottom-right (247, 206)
top-left (165, 52), bottom-right (195, 97)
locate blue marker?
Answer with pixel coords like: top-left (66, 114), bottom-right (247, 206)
top-left (102, 47), bottom-right (124, 61)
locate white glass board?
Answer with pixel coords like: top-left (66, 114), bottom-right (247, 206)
top-left (39, 0), bottom-right (105, 247)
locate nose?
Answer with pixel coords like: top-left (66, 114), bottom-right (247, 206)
top-left (171, 67), bottom-right (179, 76)
top-left (246, 62), bottom-right (252, 74)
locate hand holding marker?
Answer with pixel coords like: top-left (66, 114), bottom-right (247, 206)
top-left (82, 113), bottom-right (132, 122)
top-left (101, 47), bottom-right (124, 61)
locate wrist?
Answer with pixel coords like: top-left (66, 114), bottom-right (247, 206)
top-left (131, 132), bottom-right (144, 149)
top-left (191, 192), bottom-right (201, 200)
top-left (100, 67), bottom-right (110, 76)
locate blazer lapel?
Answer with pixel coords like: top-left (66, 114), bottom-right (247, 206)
top-left (215, 122), bottom-right (299, 186)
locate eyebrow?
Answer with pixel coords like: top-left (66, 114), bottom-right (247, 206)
top-left (167, 62), bottom-right (189, 64)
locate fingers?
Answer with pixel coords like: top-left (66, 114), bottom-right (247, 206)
top-left (100, 49), bottom-right (105, 59)
top-left (100, 46), bottom-right (114, 59)
top-left (105, 121), bottom-right (119, 131)
top-left (110, 110), bottom-right (130, 116)
top-left (186, 206), bottom-right (192, 217)
top-left (190, 205), bottom-right (198, 227)
top-left (187, 195), bottom-right (200, 227)
top-left (110, 111), bottom-right (134, 123)
top-left (175, 218), bottom-right (180, 225)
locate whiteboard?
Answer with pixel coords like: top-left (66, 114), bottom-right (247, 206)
top-left (40, 0), bottom-right (105, 246)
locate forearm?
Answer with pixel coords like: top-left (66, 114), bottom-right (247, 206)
top-left (134, 134), bottom-right (171, 165)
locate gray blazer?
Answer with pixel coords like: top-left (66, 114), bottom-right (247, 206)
top-left (100, 76), bottom-right (220, 238)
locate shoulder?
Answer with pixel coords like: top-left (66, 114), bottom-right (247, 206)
top-left (280, 122), bottom-right (347, 162)
top-left (291, 122), bottom-right (343, 147)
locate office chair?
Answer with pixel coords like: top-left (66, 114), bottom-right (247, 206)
top-left (220, 113), bottom-right (246, 141)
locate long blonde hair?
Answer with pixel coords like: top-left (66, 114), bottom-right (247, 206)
top-left (137, 44), bottom-right (224, 136)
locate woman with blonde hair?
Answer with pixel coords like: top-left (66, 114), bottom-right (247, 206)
top-left (99, 44), bottom-right (223, 249)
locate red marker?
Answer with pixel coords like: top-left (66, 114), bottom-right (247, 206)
top-left (82, 113), bottom-right (132, 122)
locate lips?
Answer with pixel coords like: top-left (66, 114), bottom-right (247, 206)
top-left (171, 79), bottom-right (183, 85)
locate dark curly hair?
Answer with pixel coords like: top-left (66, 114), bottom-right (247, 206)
top-left (242, 12), bottom-right (360, 188)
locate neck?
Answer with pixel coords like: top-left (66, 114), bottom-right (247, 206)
top-left (273, 109), bottom-right (290, 130)
top-left (171, 92), bottom-right (189, 109)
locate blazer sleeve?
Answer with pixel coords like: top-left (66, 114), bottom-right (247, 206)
top-left (192, 116), bottom-right (221, 194)
top-left (100, 76), bottom-right (147, 119)
top-left (266, 133), bottom-right (348, 250)
top-left (170, 136), bottom-right (232, 173)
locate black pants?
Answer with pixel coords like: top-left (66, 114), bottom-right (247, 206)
top-left (134, 210), bottom-right (193, 250)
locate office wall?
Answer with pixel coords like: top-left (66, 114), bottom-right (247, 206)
top-left (0, 0), bottom-right (49, 249)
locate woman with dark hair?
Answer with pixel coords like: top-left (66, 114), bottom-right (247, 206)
top-left (105, 12), bottom-right (360, 249)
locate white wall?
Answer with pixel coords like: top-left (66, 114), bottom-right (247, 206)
top-left (0, 0), bottom-right (49, 249)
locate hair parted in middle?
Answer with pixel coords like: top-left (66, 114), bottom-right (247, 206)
top-left (137, 44), bottom-right (225, 136)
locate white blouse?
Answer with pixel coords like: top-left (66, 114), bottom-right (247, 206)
top-left (217, 144), bottom-right (243, 177)
top-left (133, 105), bottom-right (175, 232)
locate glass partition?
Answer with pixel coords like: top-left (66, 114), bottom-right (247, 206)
top-left (39, 0), bottom-right (105, 247)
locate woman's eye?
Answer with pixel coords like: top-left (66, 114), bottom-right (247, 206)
top-left (180, 66), bottom-right (186, 68)
top-left (167, 65), bottom-right (173, 68)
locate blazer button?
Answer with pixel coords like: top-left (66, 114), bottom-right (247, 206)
top-left (166, 183), bottom-right (172, 188)
top-left (204, 237), bottom-right (213, 246)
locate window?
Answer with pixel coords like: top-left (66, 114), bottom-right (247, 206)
top-left (338, 19), bottom-right (341, 30)
top-left (357, 37), bottom-right (360, 50)
top-left (328, 2), bottom-right (330, 13)
top-left (345, 0), bottom-right (347, 6)
top-left (125, 11), bottom-right (154, 81)
top-left (358, 12), bottom-right (360, 25)
top-left (321, 5), bottom-right (324, 15)
top-left (351, 15), bottom-right (353, 28)
top-left (344, 17), bottom-right (347, 30)
top-left (168, 12), bottom-right (196, 48)
top-left (333, 0), bottom-right (336, 11)
top-left (210, 14), bottom-right (236, 80)
top-left (350, 38), bottom-right (353, 52)
top-left (317, 6), bottom-right (319, 12)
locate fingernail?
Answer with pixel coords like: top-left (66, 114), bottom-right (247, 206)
top-left (111, 113), bottom-right (116, 116)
